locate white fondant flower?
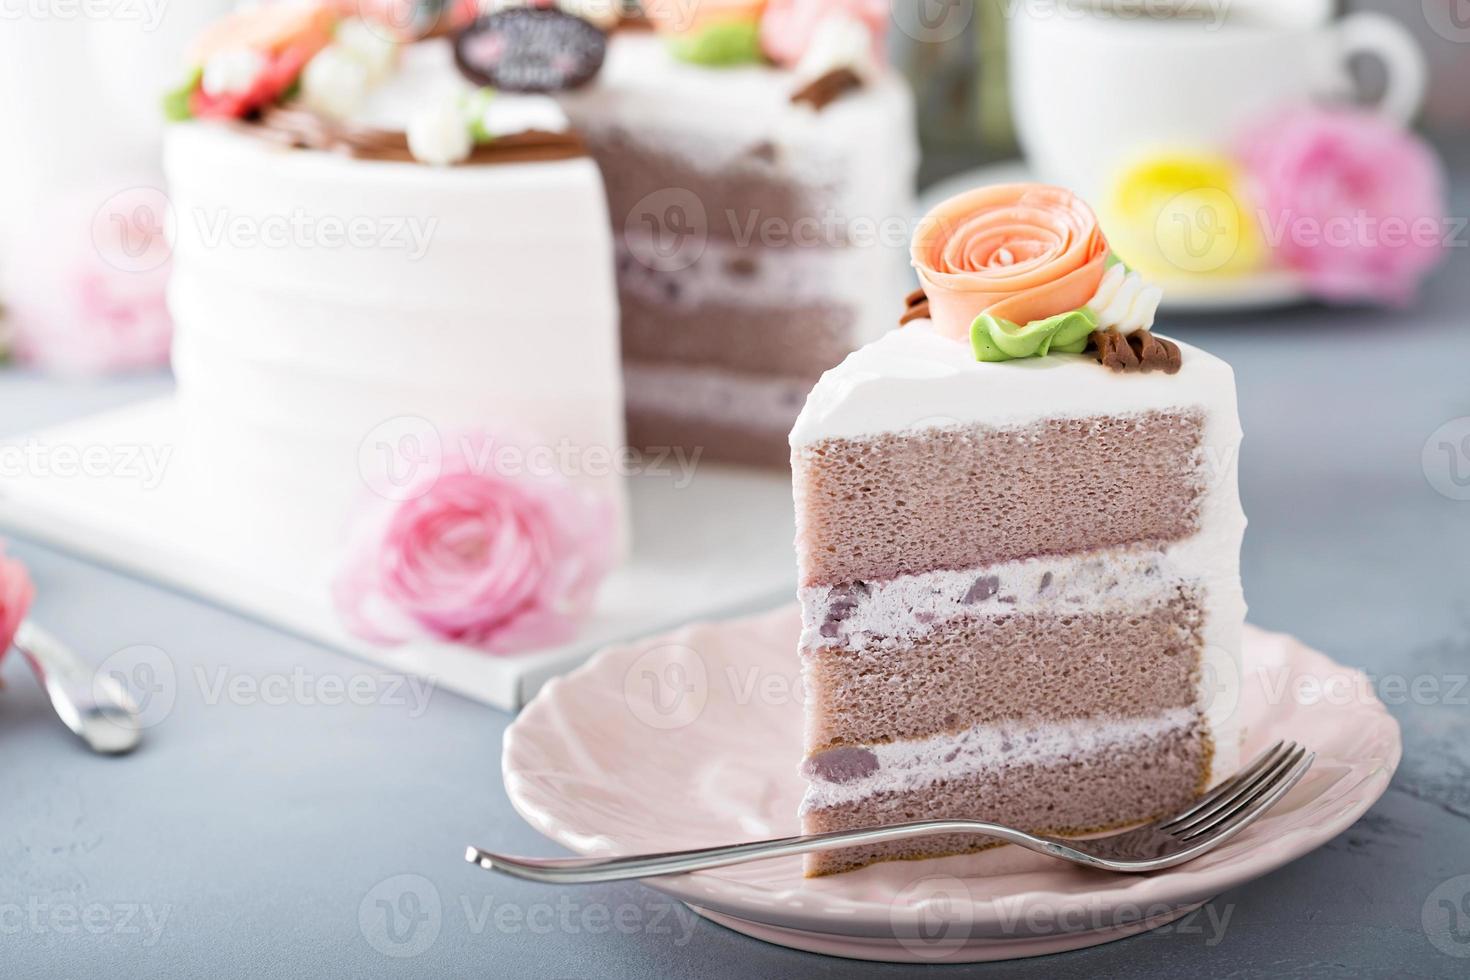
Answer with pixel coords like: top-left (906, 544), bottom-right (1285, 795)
top-left (1087, 263), bottom-right (1163, 335)
top-left (201, 48), bottom-right (268, 98)
top-left (300, 46), bottom-right (372, 121)
top-left (334, 17), bottom-right (399, 84)
top-left (408, 97), bottom-right (473, 166)
top-left (795, 13), bottom-right (878, 84)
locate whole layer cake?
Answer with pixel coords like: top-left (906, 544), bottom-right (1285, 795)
top-left (557, 20), bottom-right (917, 467)
top-left (164, 8), bottom-right (626, 578)
top-left (791, 184), bottom-right (1246, 875)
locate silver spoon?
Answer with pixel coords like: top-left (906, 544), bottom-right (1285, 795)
top-left (469, 742), bottom-right (1312, 883)
top-left (11, 621), bottom-right (141, 755)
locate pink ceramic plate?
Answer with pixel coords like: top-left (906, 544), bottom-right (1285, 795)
top-left (502, 605), bottom-right (1401, 963)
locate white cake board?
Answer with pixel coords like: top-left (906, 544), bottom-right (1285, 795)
top-left (0, 398), bottom-right (798, 710)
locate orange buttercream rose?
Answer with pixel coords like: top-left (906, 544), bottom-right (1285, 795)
top-left (911, 184), bottom-right (1111, 342)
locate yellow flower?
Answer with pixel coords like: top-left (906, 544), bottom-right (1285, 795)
top-left (1104, 154), bottom-right (1264, 280)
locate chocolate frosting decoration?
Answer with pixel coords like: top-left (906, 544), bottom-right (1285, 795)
top-left (899, 287), bottom-right (930, 326)
top-left (239, 107), bottom-right (586, 165)
top-left (1091, 330), bottom-right (1183, 374)
top-left (791, 67), bottom-right (864, 110)
top-left (613, 12), bottom-right (656, 32)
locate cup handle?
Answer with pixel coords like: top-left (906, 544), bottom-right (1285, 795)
top-left (1333, 11), bottom-right (1428, 124)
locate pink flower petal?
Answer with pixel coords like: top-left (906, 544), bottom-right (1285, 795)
top-left (333, 432), bottom-right (616, 656)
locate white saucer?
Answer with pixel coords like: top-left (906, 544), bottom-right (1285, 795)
top-left (503, 605), bottom-right (1401, 962)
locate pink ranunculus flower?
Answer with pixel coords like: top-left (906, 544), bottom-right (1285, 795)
top-left (0, 545), bottom-right (36, 666)
top-left (1238, 106), bottom-right (1448, 305)
top-left (333, 432), bottom-right (617, 656)
top-left (2, 183), bottom-right (174, 376)
top-left (760, 0), bottom-right (889, 70)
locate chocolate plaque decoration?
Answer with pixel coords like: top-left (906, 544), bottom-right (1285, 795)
top-left (454, 7), bottom-right (608, 93)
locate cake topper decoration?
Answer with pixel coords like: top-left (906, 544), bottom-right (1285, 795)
top-left (906, 183), bottom-right (1181, 374)
top-left (164, 1), bottom-right (337, 121)
top-left (165, 5), bottom-right (590, 167)
top-left (453, 7), bottom-right (609, 93)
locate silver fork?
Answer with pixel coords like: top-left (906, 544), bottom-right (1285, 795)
top-left (468, 742), bottom-right (1313, 884)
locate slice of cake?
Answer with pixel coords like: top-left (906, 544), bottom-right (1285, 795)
top-left (556, 8), bottom-right (917, 466)
top-left (791, 183), bottom-right (1246, 875)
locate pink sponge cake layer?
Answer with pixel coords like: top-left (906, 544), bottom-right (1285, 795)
top-left (789, 323), bottom-right (1246, 876)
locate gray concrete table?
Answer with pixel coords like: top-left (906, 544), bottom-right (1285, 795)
top-left (4, 171), bottom-right (1470, 978)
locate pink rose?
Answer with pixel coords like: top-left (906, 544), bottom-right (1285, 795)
top-left (760, 0), bottom-right (888, 70)
top-left (2, 183), bottom-right (173, 376)
top-left (333, 432), bottom-right (617, 656)
top-left (1238, 107), bottom-right (1447, 305)
top-left (0, 545), bottom-right (35, 666)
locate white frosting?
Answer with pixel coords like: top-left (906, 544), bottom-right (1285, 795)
top-left (791, 322), bottom-right (1247, 781)
top-left (164, 98), bottom-right (625, 573)
top-left (622, 362), bottom-right (813, 434)
top-left (790, 322), bottom-right (1238, 444)
top-left (800, 708), bottom-right (1200, 813)
top-left (1088, 262), bottom-right (1162, 335)
top-left (348, 39), bottom-right (563, 140)
top-left (795, 13), bottom-right (879, 84)
top-left (556, 33), bottom-right (918, 231)
top-left (480, 96), bottom-right (569, 138)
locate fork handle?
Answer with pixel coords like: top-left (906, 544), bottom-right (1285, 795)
top-left (466, 820), bottom-right (1082, 885)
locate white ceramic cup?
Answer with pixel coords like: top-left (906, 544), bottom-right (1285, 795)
top-left (1008, 1), bottom-right (1429, 203)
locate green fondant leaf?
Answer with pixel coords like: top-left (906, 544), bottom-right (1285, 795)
top-left (970, 308), bottom-right (1098, 363)
top-left (666, 21), bottom-right (765, 66)
top-left (162, 66), bottom-right (203, 122)
top-left (463, 87), bottom-right (499, 143)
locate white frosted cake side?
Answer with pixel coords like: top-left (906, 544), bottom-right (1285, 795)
top-left (164, 83), bottom-right (624, 574)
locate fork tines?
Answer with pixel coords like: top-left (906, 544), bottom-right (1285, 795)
top-left (1160, 741), bottom-right (1313, 843)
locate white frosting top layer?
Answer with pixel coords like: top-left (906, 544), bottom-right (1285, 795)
top-left (559, 32), bottom-right (912, 143)
top-left (790, 322), bottom-right (1241, 446)
top-left (353, 39), bottom-right (567, 134)
top-left (557, 32), bottom-right (917, 222)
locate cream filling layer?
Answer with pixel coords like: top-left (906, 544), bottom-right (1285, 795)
top-left (799, 544), bottom-right (1195, 652)
top-left (623, 362), bottom-right (816, 433)
top-left (800, 707), bottom-right (1200, 814)
top-left (616, 234), bottom-right (881, 311)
